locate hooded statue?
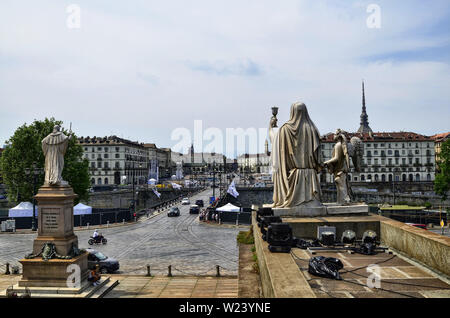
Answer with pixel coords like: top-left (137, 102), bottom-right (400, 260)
top-left (269, 102), bottom-right (322, 208)
top-left (42, 125), bottom-right (71, 186)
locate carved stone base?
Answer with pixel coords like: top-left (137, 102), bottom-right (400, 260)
top-left (268, 202), bottom-right (369, 217)
top-left (324, 203), bottom-right (369, 215)
top-left (32, 235), bottom-right (79, 256)
top-left (18, 252), bottom-right (88, 288)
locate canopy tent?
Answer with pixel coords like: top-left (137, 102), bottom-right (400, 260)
top-left (148, 178), bottom-right (157, 185)
top-left (74, 203), bottom-right (92, 215)
top-left (8, 202), bottom-right (37, 217)
top-left (216, 203), bottom-right (241, 212)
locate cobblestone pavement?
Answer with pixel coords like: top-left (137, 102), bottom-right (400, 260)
top-left (0, 189), bottom-right (248, 276)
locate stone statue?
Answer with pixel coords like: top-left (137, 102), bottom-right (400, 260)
top-left (324, 129), bottom-right (364, 205)
top-left (42, 125), bottom-right (72, 186)
top-left (269, 102), bottom-right (322, 208)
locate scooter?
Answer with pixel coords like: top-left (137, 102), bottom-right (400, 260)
top-left (88, 235), bottom-right (107, 245)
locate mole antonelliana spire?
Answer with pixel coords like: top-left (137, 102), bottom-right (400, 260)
top-left (357, 80), bottom-right (373, 134)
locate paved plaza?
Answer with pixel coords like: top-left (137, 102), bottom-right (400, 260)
top-left (0, 189), bottom-right (249, 277)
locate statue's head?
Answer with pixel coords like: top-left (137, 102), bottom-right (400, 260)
top-left (334, 129), bottom-right (346, 142)
top-left (53, 125), bottom-right (61, 133)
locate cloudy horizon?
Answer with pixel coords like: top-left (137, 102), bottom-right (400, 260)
top-left (1, 0), bottom-right (449, 158)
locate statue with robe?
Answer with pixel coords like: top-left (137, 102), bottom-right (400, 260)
top-left (42, 125), bottom-right (72, 186)
top-left (269, 102), bottom-right (323, 208)
top-left (324, 129), bottom-right (364, 205)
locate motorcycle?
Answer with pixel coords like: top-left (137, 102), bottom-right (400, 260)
top-left (88, 235), bottom-right (107, 245)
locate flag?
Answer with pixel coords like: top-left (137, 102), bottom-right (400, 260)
top-left (227, 181), bottom-right (239, 198)
top-left (152, 188), bottom-right (161, 198)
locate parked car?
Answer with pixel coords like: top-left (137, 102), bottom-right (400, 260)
top-left (181, 198), bottom-right (190, 205)
top-left (189, 205), bottom-right (200, 214)
top-left (406, 223), bottom-right (427, 230)
top-left (0, 195), bottom-right (6, 200)
top-left (168, 207), bottom-right (180, 217)
top-left (195, 199), bottom-right (204, 207)
top-left (86, 248), bottom-right (120, 274)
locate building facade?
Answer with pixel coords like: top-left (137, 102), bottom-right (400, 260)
top-left (320, 82), bottom-right (436, 184)
top-left (431, 132), bottom-right (450, 172)
top-left (320, 132), bottom-right (436, 184)
top-left (78, 136), bottom-right (149, 186)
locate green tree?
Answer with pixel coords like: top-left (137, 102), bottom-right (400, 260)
top-left (0, 118), bottom-right (90, 204)
top-left (434, 139), bottom-right (450, 200)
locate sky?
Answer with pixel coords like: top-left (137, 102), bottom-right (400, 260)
top-left (0, 0), bottom-right (449, 158)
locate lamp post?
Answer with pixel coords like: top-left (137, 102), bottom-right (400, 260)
top-left (25, 162), bottom-right (41, 231)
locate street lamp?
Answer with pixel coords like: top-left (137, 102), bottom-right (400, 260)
top-left (25, 162), bottom-right (41, 231)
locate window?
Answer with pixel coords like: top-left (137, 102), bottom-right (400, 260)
top-left (388, 150), bottom-right (392, 155)
top-left (97, 178), bottom-right (102, 185)
top-left (104, 162), bottom-right (109, 168)
top-left (104, 178), bottom-right (109, 185)
top-left (97, 162), bottom-right (101, 168)
top-left (105, 147), bottom-right (109, 152)
top-left (115, 162), bottom-right (120, 169)
top-left (115, 153), bottom-right (120, 159)
top-left (104, 154), bottom-right (109, 159)
top-left (91, 178), bottom-right (95, 185)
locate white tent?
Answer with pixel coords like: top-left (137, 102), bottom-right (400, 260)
top-left (74, 203), bottom-right (92, 215)
top-left (8, 202), bottom-right (37, 217)
top-left (148, 178), bottom-right (157, 185)
top-left (216, 203), bottom-right (241, 212)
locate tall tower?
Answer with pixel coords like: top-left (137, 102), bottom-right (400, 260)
top-left (357, 80), bottom-right (373, 134)
top-left (190, 143), bottom-right (194, 164)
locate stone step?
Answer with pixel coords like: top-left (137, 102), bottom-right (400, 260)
top-left (1, 277), bottom-right (111, 298)
top-left (89, 279), bottom-right (119, 298)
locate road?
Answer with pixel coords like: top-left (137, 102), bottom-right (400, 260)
top-left (0, 189), bottom-right (248, 276)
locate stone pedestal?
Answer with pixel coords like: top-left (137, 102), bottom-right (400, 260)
top-left (18, 184), bottom-right (88, 290)
top-left (19, 253), bottom-right (88, 288)
top-left (269, 202), bottom-right (369, 217)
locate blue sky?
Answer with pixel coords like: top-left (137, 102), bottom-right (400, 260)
top-left (0, 0), bottom-right (449, 157)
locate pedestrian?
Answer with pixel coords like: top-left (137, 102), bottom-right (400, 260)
top-left (88, 264), bottom-right (102, 286)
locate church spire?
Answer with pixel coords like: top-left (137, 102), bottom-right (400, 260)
top-left (358, 80), bottom-right (373, 134)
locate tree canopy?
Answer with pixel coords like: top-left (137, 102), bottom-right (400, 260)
top-left (0, 118), bottom-right (90, 204)
top-left (434, 139), bottom-right (450, 200)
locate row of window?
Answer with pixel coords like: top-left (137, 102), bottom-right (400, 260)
top-left (356, 173), bottom-right (432, 182)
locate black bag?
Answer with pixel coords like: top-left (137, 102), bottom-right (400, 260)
top-left (308, 256), bottom-right (344, 280)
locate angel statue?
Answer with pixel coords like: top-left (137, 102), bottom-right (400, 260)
top-left (324, 129), bottom-right (364, 204)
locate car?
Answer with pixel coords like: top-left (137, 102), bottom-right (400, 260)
top-left (181, 198), bottom-right (190, 205)
top-left (195, 199), bottom-right (204, 207)
top-left (86, 248), bottom-right (120, 274)
top-left (168, 207), bottom-right (180, 217)
top-left (0, 195), bottom-right (6, 200)
top-left (406, 223), bottom-right (427, 230)
top-left (189, 205), bottom-right (200, 214)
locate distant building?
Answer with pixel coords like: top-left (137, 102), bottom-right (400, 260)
top-left (431, 132), bottom-right (450, 172)
top-left (237, 152), bottom-right (270, 174)
top-left (78, 136), bottom-right (149, 186)
top-left (320, 82), bottom-right (435, 184)
top-left (321, 132), bottom-right (435, 183)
